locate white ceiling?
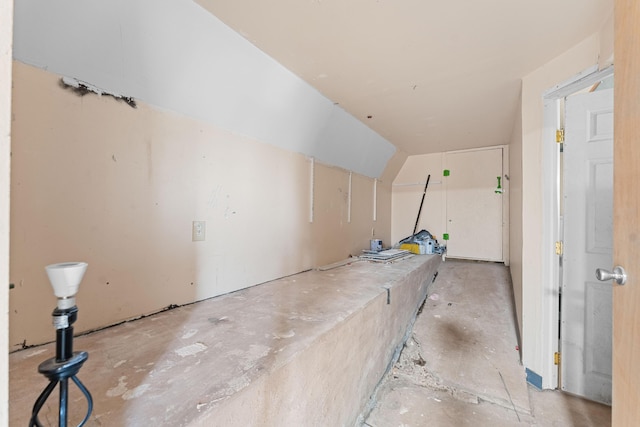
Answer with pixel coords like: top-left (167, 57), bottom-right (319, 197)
top-left (195, 0), bottom-right (611, 156)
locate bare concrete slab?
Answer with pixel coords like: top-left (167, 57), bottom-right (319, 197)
top-left (365, 376), bottom-right (534, 426)
top-left (365, 259), bottom-right (611, 426)
top-left (414, 259), bottom-right (529, 413)
top-left (10, 255), bottom-right (440, 426)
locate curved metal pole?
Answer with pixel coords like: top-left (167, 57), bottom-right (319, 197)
top-left (30, 376), bottom-right (93, 427)
top-left (71, 376), bottom-right (94, 427)
top-left (29, 380), bottom-right (57, 427)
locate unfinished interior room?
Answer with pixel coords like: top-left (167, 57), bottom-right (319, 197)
top-left (1, 0), bottom-right (639, 425)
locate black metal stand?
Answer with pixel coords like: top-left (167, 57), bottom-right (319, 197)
top-left (29, 306), bottom-right (93, 427)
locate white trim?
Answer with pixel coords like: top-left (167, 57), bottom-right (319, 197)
top-left (540, 97), bottom-right (561, 389)
top-left (347, 172), bottom-right (352, 223)
top-left (392, 181), bottom-right (442, 187)
top-left (502, 145), bottom-right (510, 267)
top-left (373, 179), bottom-right (378, 222)
top-left (544, 65), bottom-right (614, 99)
top-left (309, 157), bottom-right (315, 223)
top-left (442, 144), bottom-right (506, 155)
top-left (540, 65), bottom-right (614, 389)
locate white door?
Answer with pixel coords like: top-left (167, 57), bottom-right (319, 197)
top-left (444, 148), bottom-right (503, 261)
top-left (561, 88), bottom-right (613, 404)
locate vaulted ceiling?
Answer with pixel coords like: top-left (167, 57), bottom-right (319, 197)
top-left (196, 0), bottom-right (612, 155)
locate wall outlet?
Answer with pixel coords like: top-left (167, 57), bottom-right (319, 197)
top-left (192, 221), bottom-right (206, 241)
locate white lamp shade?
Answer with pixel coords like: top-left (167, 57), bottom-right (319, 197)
top-left (45, 262), bottom-right (88, 299)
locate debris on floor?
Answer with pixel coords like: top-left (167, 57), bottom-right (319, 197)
top-left (392, 335), bottom-right (479, 405)
top-left (364, 260), bottom-right (611, 427)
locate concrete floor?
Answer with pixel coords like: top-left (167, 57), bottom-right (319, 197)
top-left (364, 259), bottom-right (611, 427)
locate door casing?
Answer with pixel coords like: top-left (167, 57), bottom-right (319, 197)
top-left (540, 65), bottom-right (614, 390)
top-left (443, 147), bottom-right (506, 262)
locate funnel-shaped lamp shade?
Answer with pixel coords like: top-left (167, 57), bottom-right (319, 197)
top-left (45, 262), bottom-right (88, 300)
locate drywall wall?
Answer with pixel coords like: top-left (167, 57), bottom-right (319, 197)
top-left (12, 0), bottom-right (395, 179)
top-left (381, 150), bottom-right (409, 186)
top-left (391, 153), bottom-right (445, 246)
top-left (9, 62), bottom-right (390, 348)
top-left (518, 28), bottom-right (612, 382)
top-left (0, 0), bottom-right (12, 421)
top-left (599, 11), bottom-right (614, 69)
top-left (392, 148), bottom-right (509, 260)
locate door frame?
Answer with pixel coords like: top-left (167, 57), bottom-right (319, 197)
top-left (442, 144), bottom-right (510, 265)
top-left (540, 65), bottom-right (614, 390)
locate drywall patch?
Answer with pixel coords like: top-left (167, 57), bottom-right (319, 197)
top-left (59, 77), bottom-right (137, 108)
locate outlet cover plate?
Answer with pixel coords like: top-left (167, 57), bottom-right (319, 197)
top-left (192, 221), bottom-right (206, 241)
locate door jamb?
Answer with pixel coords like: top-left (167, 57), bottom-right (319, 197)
top-left (540, 65), bottom-right (614, 389)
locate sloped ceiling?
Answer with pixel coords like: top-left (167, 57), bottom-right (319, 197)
top-left (196, 0), bottom-right (612, 155)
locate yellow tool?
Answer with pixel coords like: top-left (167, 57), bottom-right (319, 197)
top-left (400, 243), bottom-right (422, 254)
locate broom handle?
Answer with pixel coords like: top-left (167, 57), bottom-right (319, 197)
top-left (412, 174), bottom-right (431, 238)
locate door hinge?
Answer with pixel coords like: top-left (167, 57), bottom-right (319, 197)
top-left (556, 129), bottom-right (565, 143)
top-left (554, 351), bottom-right (561, 366)
top-left (555, 241), bottom-right (563, 255)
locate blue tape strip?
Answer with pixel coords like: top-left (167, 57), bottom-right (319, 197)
top-left (525, 368), bottom-right (543, 390)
